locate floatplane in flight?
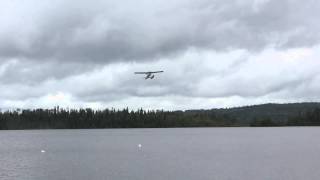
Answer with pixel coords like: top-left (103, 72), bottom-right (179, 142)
top-left (134, 71), bottom-right (164, 79)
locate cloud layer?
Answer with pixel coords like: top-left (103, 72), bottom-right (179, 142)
top-left (1, 0), bottom-right (320, 63)
top-left (0, 0), bottom-right (320, 109)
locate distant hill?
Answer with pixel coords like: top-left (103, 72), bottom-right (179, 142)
top-left (187, 103), bottom-right (320, 125)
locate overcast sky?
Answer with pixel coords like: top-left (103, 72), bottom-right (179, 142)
top-left (0, 0), bottom-right (320, 110)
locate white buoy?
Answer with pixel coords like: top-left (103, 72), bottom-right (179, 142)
top-left (138, 144), bottom-right (142, 148)
top-left (41, 150), bottom-right (46, 153)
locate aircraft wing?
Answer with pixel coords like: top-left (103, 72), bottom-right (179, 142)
top-left (149, 71), bottom-right (164, 73)
top-left (134, 71), bottom-right (163, 74)
top-left (134, 72), bottom-right (148, 74)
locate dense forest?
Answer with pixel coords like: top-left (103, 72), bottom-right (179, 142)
top-left (1, 103), bottom-right (320, 130)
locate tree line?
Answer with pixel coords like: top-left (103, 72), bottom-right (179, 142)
top-left (1, 106), bottom-right (320, 130)
top-left (0, 107), bottom-right (237, 130)
top-left (250, 108), bottom-right (320, 127)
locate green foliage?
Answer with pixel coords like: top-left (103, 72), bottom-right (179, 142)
top-left (211, 103), bottom-right (320, 125)
top-left (250, 118), bottom-right (279, 127)
top-left (287, 108), bottom-right (320, 126)
top-left (0, 107), bottom-right (238, 130)
top-left (1, 103), bottom-right (320, 130)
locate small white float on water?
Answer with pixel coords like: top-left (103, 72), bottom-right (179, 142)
top-left (41, 150), bottom-right (46, 153)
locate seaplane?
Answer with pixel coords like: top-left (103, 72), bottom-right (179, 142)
top-left (134, 71), bottom-right (164, 79)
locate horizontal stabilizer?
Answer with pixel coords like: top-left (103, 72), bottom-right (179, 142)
top-left (134, 71), bottom-right (164, 74)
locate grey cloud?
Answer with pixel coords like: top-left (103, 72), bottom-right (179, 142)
top-left (0, 0), bottom-right (319, 64)
top-left (65, 50), bottom-right (320, 103)
top-left (1, 46), bottom-right (320, 105)
top-left (0, 59), bottom-right (97, 85)
top-left (1, 49), bottom-right (320, 109)
top-left (1, 0), bottom-right (320, 109)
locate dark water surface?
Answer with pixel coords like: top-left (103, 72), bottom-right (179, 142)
top-left (1, 127), bottom-right (320, 180)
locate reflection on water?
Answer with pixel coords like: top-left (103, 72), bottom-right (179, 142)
top-left (1, 127), bottom-right (320, 180)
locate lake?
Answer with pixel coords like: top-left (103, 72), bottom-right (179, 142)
top-left (1, 127), bottom-right (320, 180)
